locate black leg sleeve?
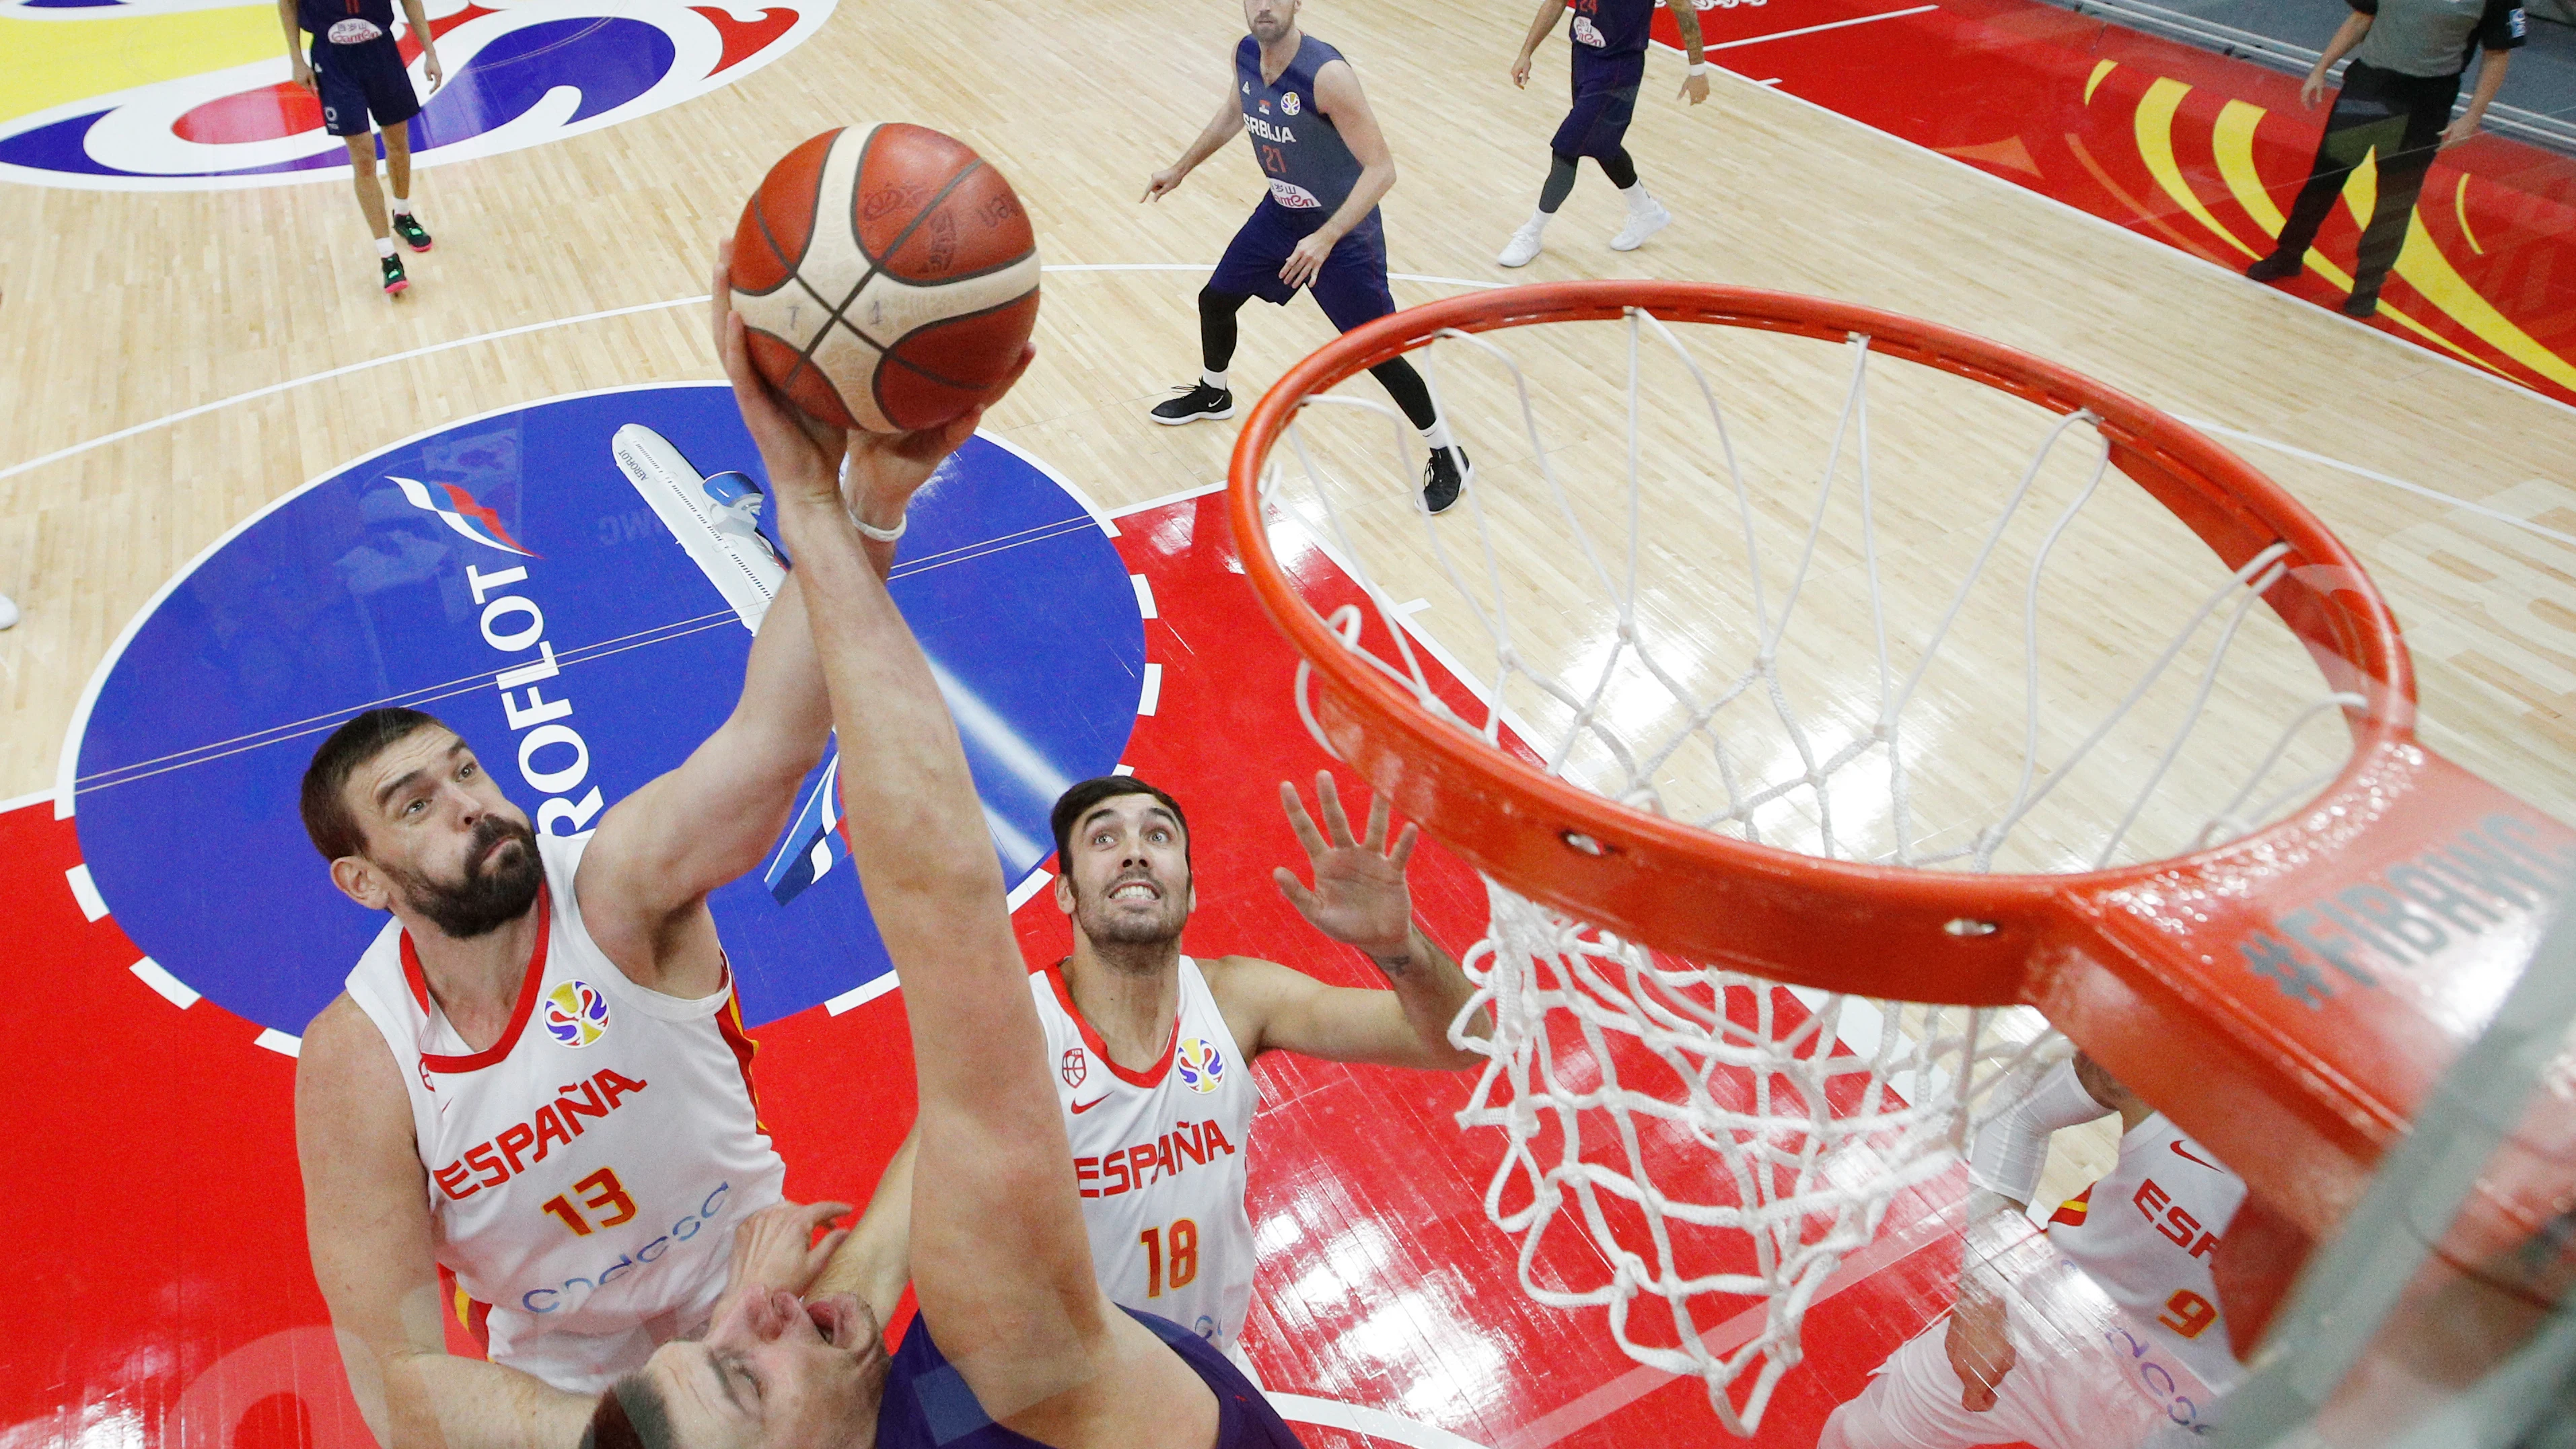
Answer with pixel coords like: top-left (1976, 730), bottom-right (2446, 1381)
top-left (1198, 287), bottom-right (1250, 374)
top-left (1598, 147), bottom-right (1639, 190)
top-left (1368, 356), bottom-right (1441, 431)
top-left (1538, 152), bottom-right (1581, 213)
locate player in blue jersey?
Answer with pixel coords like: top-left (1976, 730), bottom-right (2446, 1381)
top-left (277, 0), bottom-right (443, 294)
top-left (1141, 0), bottom-right (1472, 515)
top-left (1498, 0), bottom-right (1709, 267)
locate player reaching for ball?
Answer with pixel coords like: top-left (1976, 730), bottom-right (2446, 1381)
top-left (1141, 0), bottom-right (1474, 515)
top-left (1818, 1055), bottom-right (2248, 1449)
top-left (598, 246), bottom-right (1306, 1449)
top-left (287, 258), bottom-right (954, 1446)
top-left (1497, 0), bottom-right (1709, 268)
top-left (277, 0), bottom-right (442, 295)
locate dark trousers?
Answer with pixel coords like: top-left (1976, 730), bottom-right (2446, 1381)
top-left (2270, 61), bottom-right (2460, 300)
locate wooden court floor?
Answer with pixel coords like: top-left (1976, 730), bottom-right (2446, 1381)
top-left (0, 0), bottom-right (2570, 1442)
top-left (1, 0), bottom-right (2571, 822)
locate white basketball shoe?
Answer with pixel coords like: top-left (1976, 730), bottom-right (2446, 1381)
top-left (1498, 220), bottom-right (1546, 268)
top-left (1610, 195), bottom-right (1672, 252)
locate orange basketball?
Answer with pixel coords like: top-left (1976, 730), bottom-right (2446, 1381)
top-left (729, 125), bottom-right (1041, 433)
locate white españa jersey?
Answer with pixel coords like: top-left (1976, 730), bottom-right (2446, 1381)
top-left (344, 830), bottom-right (788, 1392)
top-left (1030, 958), bottom-right (1259, 1353)
top-left (2045, 1112), bottom-right (2248, 1395)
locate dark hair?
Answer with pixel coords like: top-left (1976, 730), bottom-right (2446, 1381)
top-left (579, 1374), bottom-right (673, 1449)
top-left (299, 707), bottom-right (448, 862)
top-left (1049, 775), bottom-right (1191, 870)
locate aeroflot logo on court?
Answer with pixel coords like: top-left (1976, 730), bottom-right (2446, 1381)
top-left (392, 476), bottom-right (538, 556)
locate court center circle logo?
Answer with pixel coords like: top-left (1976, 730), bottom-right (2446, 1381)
top-left (0, 0), bottom-right (834, 190)
top-left (65, 384), bottom-right (1145, 1035)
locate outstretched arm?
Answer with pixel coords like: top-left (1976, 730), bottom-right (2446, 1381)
top-left (575, 264), bottom-right (921, 995)
top-left (1942, 1055), bottom-right (2132, 1412)
top-left (297, 998), bottom-right (594, 1449)
top-left (1144, 75), bottom-right (1247, 201)
top-left (712, 254), bottom-right (1215, 1446)
top-left (1209, 771), bottom-right (1487, 1069)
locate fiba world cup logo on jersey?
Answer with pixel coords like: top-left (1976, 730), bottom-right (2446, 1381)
top-left (1280, 91), bottom-right (1299, 116)
top-left (543, 981), bottom-right (612, 1049)
top-left (1061, 1047), bottom-right (1089, 1087)
top-left (1175, 1037), bottom-right (1225, 1094)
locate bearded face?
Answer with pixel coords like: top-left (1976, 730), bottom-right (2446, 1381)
top-left (386, 812), bottom-right (545, 938)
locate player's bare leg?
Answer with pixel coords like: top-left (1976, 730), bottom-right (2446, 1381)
top-left (344, 133), bottom-right (407, 295)
top-left (383, 123), bottom-right (431, 252)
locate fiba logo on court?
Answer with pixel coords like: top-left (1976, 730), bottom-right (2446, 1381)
top-left (1175, 1038), bottom-right (1225, 1094)
top-left (0, 0), bottom-right (836, 190)
top-left (543, 981), bottom-right (613, 1048)
top-left (1279, 91), bottom-right (1299, 116)
top-left (1061, 1047), bottom-right (1089, 1087)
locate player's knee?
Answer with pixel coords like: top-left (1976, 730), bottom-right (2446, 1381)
top-left (1196, 285), bottom-right (1248, 317)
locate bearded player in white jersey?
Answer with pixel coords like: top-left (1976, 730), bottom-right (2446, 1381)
top-left (1820, 1054), bottom-right (2248, 1449)
top-left (290, 285), bottom-right (967, 1448)
top-left (1014, 769), bottom-right (1489, 1366)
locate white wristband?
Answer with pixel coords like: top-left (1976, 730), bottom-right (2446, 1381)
top-left (1689, 61), bottom-right (1709, 74)
top-left (852, 509), bottom-right (907, 544)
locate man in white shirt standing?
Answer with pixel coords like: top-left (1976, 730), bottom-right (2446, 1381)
top-left (1029, 770), bottom-right (1491, 1365)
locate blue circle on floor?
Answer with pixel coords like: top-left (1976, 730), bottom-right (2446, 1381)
top-left (69, 384), bottom-right (1143, 1033)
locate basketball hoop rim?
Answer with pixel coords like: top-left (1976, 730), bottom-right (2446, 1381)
top-left (1225, 280), bottom-right (2419, 943)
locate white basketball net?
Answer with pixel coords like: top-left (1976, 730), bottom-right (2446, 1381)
top-left (1250, 304), bottom-right (2363, 1434)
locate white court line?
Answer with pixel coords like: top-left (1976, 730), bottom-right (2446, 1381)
top-left (65, 863), bottom-right (107, 921)
top-left (0, 295), bottom-right (708, 485)
top-left (1493, 1200), bottom-right (1963, 1449)
top-left (0, 269), bottom-right (1498, 489)
top-left (1267, 1394), bottom-right (1495, 1449)
top-left (1702, 4), bottom-right (1937, 52)
top-left (1109, 480), bottom-right (1228, 518)
top-left (0, 787), bottom-right (51, 814)
top-left (2178, 417), bottom-right (2576, 549)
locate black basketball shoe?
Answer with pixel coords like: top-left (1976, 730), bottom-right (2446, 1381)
top-left (392, 213), bottom-right (433, 252)
top-left (1149, 382), bottom-right (1236, 425)
top-left (2244, 250), bottom-right (2299, 282)
top-left (1423, 444), bottom-right (1468, 515)
top-left (382, 254), bottom-right (409, 295)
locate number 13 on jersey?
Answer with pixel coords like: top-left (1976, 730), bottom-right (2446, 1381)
top-left (1138, 1218), bottom-right (1198, 1298)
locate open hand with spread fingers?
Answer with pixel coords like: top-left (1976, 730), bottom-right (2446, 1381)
top-left (1272, 771), bottom-right (1419, 965)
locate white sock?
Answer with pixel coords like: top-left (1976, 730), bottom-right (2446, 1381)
top-left (1622, 182), bottom-right (1653, 211)
top-left (392, 199), bottom-right (413, 217)
top-left (1203, 369), bottom-right (1229, 391)
top-left (375, 236), bottom-right (396, 258)
top-left (1421, 418), bottom-right (1456, 452)
top-left (1523, 209), bottom-right (1551, 234)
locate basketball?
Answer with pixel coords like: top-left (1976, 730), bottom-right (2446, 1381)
top-left (729, 125), bottom-right (1042, 434)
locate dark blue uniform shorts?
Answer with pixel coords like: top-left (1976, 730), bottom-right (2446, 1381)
top-left (313, 32), bottom-right (422, 139)
top-left (1208, 199), bottom-right (1398, 334)
top-left (1552, 52), bottom-right (1647, 159)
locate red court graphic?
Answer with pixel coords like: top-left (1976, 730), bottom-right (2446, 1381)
top-left (1659, 0), bottom-right (2576, 406)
